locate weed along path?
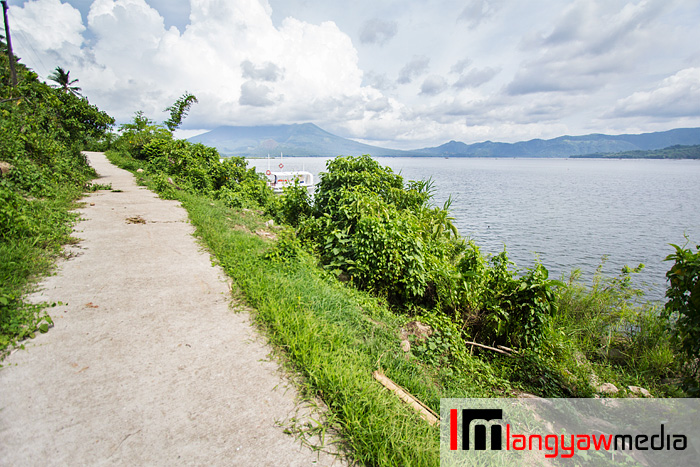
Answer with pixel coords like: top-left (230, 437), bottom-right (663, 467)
top-left (0, 152), bottom-right (342, 466)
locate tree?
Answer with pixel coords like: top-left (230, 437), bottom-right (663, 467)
top-left (164, 92), bottom-right (198, 131)
top-left (117, 111), bottom-right (172, 159)
top-left (48, 66), bottom-right (81, 96)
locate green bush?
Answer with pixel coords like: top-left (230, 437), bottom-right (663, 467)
top-left (301, 157), bottom-right (459, 307)
top-left (457, 244), bottom-right (560, 350)
top-left (1, 50), bottom-right (112, 353)
top-left (110, 113), bottom-right (277, 212)
top-left (283, 155), bottom-right (561, 352)
top-left (115, 111), bottom-right (172, 159)
top-left (279, 181), bottom-right (313, 226)
top-left (664, 241), bottom-right (700, 393)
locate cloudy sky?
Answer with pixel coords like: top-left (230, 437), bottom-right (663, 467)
top-left (6, 0), bottom-right (700, 148)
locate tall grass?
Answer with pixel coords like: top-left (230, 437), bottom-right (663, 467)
top-left (179, 193), bottom-right (441, 465)
top-left (542, 267), bottom-right (679, 397)
top-left (0, 167), bottom-right (95, 354)
top-left (107, 150), bottom-right (689, 465)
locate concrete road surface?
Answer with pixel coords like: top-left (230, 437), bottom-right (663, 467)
top-left (0, 152), bottom-right (343, 466)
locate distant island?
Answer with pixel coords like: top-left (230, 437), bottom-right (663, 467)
top-left (572, 144), bottom-right (700, 159)
top-left (189, 124), bottom-right (700, 159)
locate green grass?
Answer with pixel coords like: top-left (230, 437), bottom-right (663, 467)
top-left (105, 149), bottom-right (690, 465)
top-left (104, 151), bottom-right (450, 464)
top-left (0, 185), bottom-right (84, 354)
top-left (103, 150), bottom-right (515, 465)
top-left (180, 193), bottom-right (441, 465)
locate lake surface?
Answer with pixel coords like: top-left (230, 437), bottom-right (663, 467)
top-left (248, 157), bottom-right (700, 301)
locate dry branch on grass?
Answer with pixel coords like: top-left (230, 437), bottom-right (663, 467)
top-left (372, 370), bottom-right (439, 426)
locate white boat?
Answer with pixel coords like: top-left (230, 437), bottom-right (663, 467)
top-left (263, 153), bottom-right (314, 194)
top-left (265, 170), bottom-right (314, 194)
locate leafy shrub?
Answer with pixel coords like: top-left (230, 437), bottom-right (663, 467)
top-left (263, 230), bottom-right (305, 262)
top-left (664, 241), bottom-right (700, 393)
top-left (303, 157), bottom-right (458, 306)
top-left (54, 91), bottom-right (114, 145)
top-left (284, 155), bottom-right (561, 352)
top-left (1, 51), bottom-right (112, 352)
top-left (279, 181), bottom-right (313, 226)
top-left (116, 111), bottom-right (172, 159)
top-left (313, 154), bottom-right (405, 215)
top-left (110, 112), bottom-right (278, 213)
top-left (458, 244), bottom-right (560, 350)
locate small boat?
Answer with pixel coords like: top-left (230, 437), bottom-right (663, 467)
top-left (265, 170), bottom-right (314, 194)
top-left (263, 153), bottom-right (314, 194)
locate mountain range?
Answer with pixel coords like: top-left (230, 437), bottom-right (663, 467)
top-left (188, 123), bottom-right (406, 157)
top-left (189, 124), bottom-right (700, 158)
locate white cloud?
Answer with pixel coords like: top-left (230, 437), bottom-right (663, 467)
top-left (241, 60), bottom-right (284, 82)
top-left (453, 67), bottom-right (500, 89)
top-left (10, 0), bottom-right (85, 66)
top-left (457, 0), bottom-right (504, 29)
top-left (359, 18), bottom-right (397, 46)
top-left (362, 71), bottom-right (396, 91)
top-left (12, 0), bottom-right (385, 129)
top-left (420, 75), bottom-right (448, 96)
top-left (397, 55), bottom-right (430, 84)
top-left (449, 58), bottom-right (472, 75)
top-left (610, 67), bottom-right (700, 118)
top-left (507, 0), bottom-right (673, 95)
top-left (239, 81), bottom-right (276, 107)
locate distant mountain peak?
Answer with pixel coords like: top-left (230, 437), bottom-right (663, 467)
top-left (189, 123), bottom-right (408, 157)
top-left (189, 124), bottom-right (700, 158)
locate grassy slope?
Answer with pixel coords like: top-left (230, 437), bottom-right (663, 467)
top-left (0, 185), bottom-right (81, 351)
top-left (181, 195), bottom-right (439, 465)
top-left (103, 146), bottom-right (439, 464)
top-left (106, 149), bottom-right (686, 465)
top-left (107, 149), bottom-right (532, 466)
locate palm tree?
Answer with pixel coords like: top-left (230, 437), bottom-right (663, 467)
top-left (48, 66), bottom-right (82, 96)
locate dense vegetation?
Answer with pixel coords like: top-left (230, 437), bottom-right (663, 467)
top-left (664, 242), bottom-right (700, 394)
top-left (104, 107), bottom-right (699, 464)
top-left (573, 144), bottom-right (700, 159)
top-left (1, 45), bottom-right (113, 352)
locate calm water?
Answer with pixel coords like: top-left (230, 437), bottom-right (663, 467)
top-left (248, 157), bottom-right (700, 300)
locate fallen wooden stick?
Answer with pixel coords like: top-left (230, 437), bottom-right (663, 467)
top-left (372, 369), bottom-right (439, 426)
top-left (497, 344), bottom-right (517, 353)
top-left (465, 340), bottom-right (514, 356)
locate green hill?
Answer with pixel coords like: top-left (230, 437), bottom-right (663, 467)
top-left (572, 144), bottom-right (700, 159)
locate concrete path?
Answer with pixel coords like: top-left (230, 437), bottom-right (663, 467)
top-left (0, 152), bottom-right (342, 466)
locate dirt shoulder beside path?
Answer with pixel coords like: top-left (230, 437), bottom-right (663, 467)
top-left (0, 152), bottom-right (341, 466)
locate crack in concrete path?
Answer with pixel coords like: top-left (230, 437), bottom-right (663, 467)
top-left (0, 152), bottom-right (343, 466)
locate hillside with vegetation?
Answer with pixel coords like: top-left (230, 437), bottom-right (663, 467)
top-left (1, 42), bottom-right (113, 351)
top-left (573, 144), bottom-right (700, 159)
